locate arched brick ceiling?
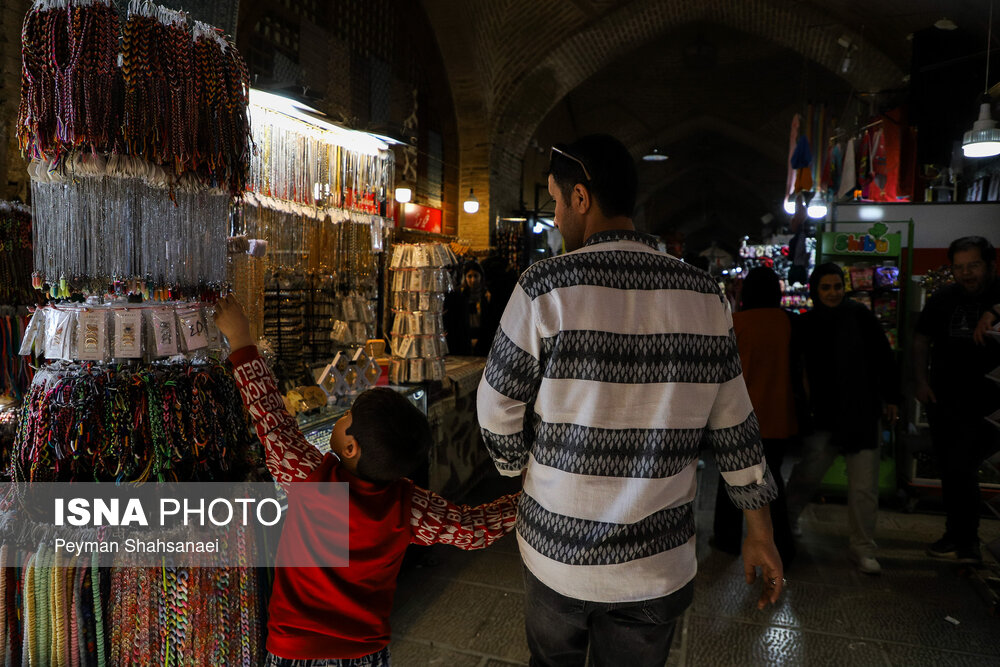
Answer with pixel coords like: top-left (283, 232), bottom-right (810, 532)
top-left (422, 0), bottom-right (994, 251)
top-left (531, 21), bottom-right (854, 241)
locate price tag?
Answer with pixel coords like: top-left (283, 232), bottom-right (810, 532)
top-left (177, 308), bottom-right (208, 351)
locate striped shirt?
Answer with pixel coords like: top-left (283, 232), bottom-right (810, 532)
top-left (477, 229), bottom-right (775, 603)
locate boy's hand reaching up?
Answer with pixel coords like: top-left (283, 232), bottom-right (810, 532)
top-left (214, 294), bottom-right (255, 351)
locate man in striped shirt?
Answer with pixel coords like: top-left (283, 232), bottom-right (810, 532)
top-left (478, 135), bottom-right (783, 666)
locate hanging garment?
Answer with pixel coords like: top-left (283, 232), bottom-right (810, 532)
top-left (786, 114), bottom-right (802, 200)
top-left (791, 135), bottom-right (814, 193)
top-left (858, 129), bottom-right (874, 199)
top-left (837, 138), bottom-right (857, 200)
top-left (822, 141), bottom-right (844, 194)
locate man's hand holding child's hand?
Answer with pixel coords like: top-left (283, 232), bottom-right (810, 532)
top-left (214, 294), bottom-right (255, 351)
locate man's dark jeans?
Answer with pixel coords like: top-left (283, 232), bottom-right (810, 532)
top-left (927, 402), bottom-right (999, 549)
top-left (523, 568), bottom-right (694, 667)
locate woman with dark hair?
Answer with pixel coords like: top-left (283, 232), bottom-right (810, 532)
top-left (461, 260), bottom-right (490, 352)
top-left (785, 263), bottom-right (899, 575)
top-left (712, 267), bottom-right (797, 568)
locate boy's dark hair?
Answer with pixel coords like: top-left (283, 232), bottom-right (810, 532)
top-left (947, 236), bottom-right (996, 265)
top-left (346, 387), bottom-right (431, 483)
top-left (740, 266), bottom-right (781, 310)
top-left (549, 134), bottom-right (637, 219)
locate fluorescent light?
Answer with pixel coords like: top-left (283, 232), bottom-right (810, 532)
top-left (858, 206), bottom-right (884, 221)
top-left (249, 89), bottom-right (388, 155)
top-left (394, 186), bottom-right (412, 203)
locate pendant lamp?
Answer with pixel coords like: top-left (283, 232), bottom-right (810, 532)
top-left (962, 1), bottom-right (1000, 158)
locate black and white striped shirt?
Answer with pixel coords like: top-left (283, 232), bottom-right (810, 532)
top-left (478, 229), bottom-right (775, 603)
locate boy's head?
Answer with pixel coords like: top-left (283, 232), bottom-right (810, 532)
top-left (330, 387), bottom-right (431, 483)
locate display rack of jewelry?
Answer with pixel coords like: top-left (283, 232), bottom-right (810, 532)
top-left (6, 1), bottom-right (263, 664)
top-left (0, 201), bottom-right (34, 487)
top-left (232, 96), bottom-right (392, 390)
top-left (387, 243), bottom-right (457, 383)
top-left (0, 202), bottom-right (35, 404)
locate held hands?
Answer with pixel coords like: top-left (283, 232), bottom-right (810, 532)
top-left (213, 294), bottom-right (255, 351)
top-left (915, 380), bottom-right (936, 405)
top-left (973, 310), bottom-right (998, 346)
top-left (742, 536), bottom-right (784, 609)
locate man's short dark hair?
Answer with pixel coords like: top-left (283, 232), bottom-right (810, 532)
top-left (947, 236), bottom-right (996, 265)
top-left (346, 387), bottom-right (431, 483)
top-left (549, 134), bottom-right (637, 219)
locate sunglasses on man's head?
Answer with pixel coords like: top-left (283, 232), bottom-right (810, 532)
top-left (550, 146), bottom-right (592, 182)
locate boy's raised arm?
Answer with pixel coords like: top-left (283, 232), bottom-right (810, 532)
top-left (409, 486), bottom-right (519, 549)
top-left (216, 295), bottom-right (324, 488)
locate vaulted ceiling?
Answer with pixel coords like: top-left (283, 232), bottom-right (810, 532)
top-left (421, 0), bottom-right (996, 254)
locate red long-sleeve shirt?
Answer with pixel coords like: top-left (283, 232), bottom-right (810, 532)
top-left (228, 346), bottom-right (518, 660)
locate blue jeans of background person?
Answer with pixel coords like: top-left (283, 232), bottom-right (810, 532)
top-left (785, 429), bottom-right (880, 558)
top-left (523, 568), bottom-right (693, 667)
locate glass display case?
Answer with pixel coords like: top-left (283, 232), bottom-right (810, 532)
top-left (297, 385), bottom-right (428, 454)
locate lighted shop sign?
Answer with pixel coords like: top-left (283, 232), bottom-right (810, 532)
top-left (822, 224), bottom-right (900, 257)
top-left (402, 202), bottom-right (443, 234)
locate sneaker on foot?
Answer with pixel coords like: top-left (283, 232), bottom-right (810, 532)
top-left (926, 537), bottom-right (958, 559)
top-left (956, 545), bottom-right (982, 565)
top-left (852, 554), bottom-right (882, 575)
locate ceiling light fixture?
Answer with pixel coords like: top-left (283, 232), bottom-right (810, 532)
top-left (962, 1), bottom-right (1000, 159)
top-left (934, 17), bottom-right (958, 30)
top-left (642, 147), bottom-right (669, 162)
top-left (463, 188), bottom-right (479, 214)
top-left (394, 176), bottom-right (412, 203)
top-left (806, 192), bottom-right (828, 219)
top-left (783, 196), bottom-right (796, 215)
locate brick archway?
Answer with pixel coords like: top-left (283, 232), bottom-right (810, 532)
top-left (424, 0), bottom-right (905, 248)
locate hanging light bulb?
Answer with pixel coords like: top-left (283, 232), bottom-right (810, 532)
top-left (962, 1), bottom-right (1000, 158)
top-left (962, 102), bottom-right (1000, 158)
top-left (806, 191), bottom-right (828, 219)
top-left (642, 147), bottom-right (669, 162)
top-left (463, 188), bottom-right (479, 214)
top-left (394, 176), bottom-right (411, 203)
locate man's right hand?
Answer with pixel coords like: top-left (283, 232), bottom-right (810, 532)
top-left (973, 311), bottom-right (997, 346)
top-left (915, 380), bottom-right (936, 405)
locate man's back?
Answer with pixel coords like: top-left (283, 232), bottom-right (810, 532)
top-left (479, 229), bottom-right (775, 604)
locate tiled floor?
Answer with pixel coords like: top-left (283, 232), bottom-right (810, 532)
top-left (390, 462), bottom-right (1000, 666)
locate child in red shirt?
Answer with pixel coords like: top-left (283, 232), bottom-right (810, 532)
top-left (214, 296), bottom-right (519, 666)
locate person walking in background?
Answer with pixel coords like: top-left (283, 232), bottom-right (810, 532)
top-left (915, 236), bottom-right (1000, 565)
top-left (461, 260), bottom-right (491, 352)
top-left (712, 267), bottom-right (798, 569)
top-left (475, 254), bottom-right (518, 356)
top-left (785, 263), bottom-right (899, 575)
top-left (478, 134), bottom-right (783, 667)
